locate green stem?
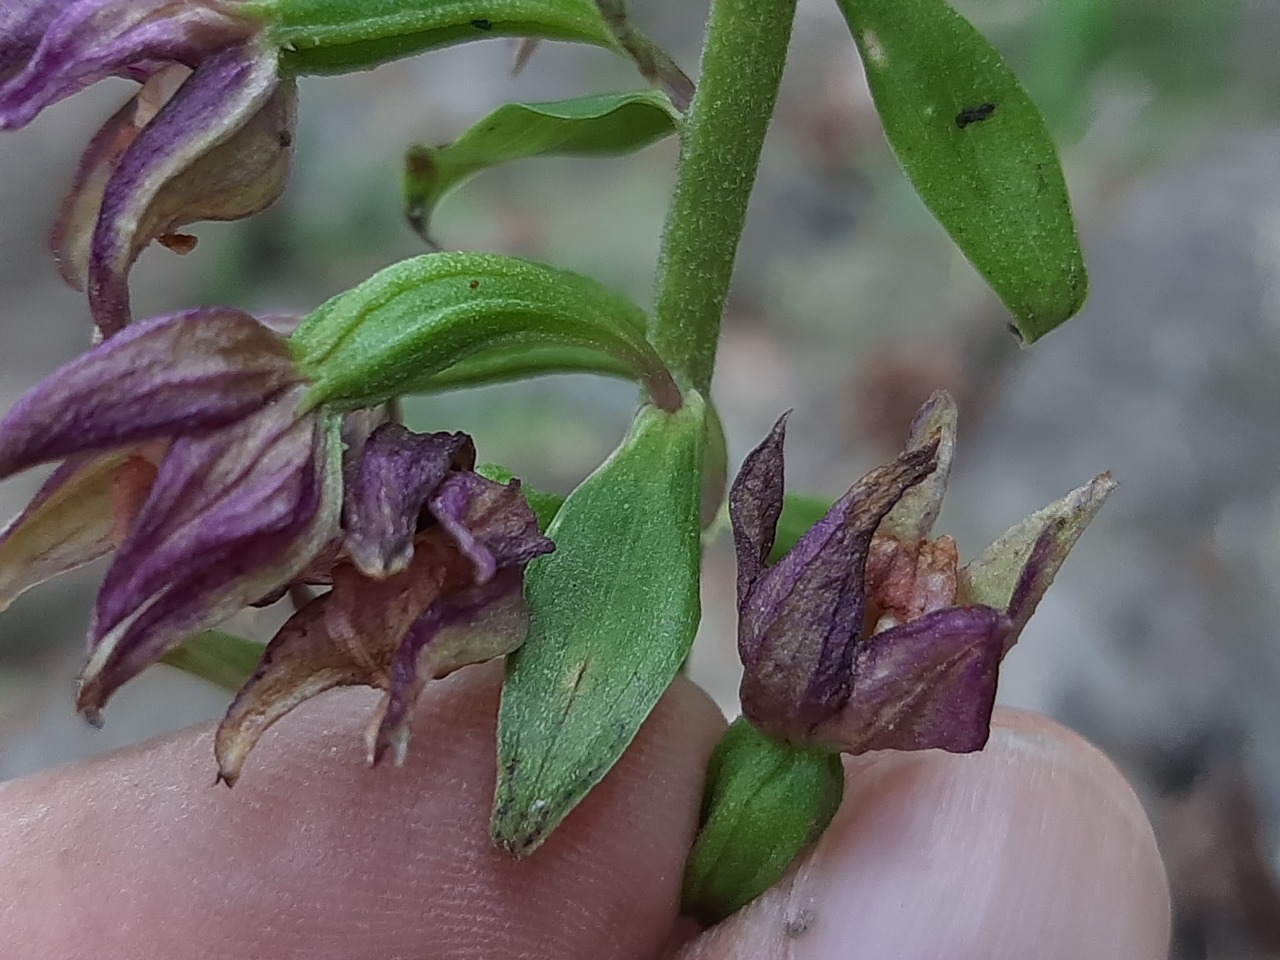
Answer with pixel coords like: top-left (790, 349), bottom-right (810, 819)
top-left (650, 0), bottom-right (798, 395)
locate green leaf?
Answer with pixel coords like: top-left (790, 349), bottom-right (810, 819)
top-left (836, 0), bottom-right (1088, 343)
top-left (408, 342), bottom-right (637, 394)
top-left (290, 252), bottom-right (677, 410)
top-left (682, 718), bottom-right (844, 925)
top-left (474, 464), bottom-right (566, 531)
top-left (159, 631), bottom-right (265, 692)
top-left (406, 90), bottom-right (681, 240)
top-left (492, 392), bottom-right (705, 854)
top-left (255, 0), bottom-right (619, 75)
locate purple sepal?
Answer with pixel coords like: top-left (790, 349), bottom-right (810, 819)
top-left (0, 308), bottom-right (300, 480)
top-left (342, 423), bottom-right (475, 578)
top-left (88, 44), bottom-right (289, 333)
top-left (807, 606), bottom-right (1008, 755)
top-left (428, 471), bottom-right (555, 582)
top-left (958, 472), bottom-right (1117, 644)
top-left (77, 395), bottom-right (342, 715)
top-left (734, 428), bottom-right (939, 732)
top-left (0, 452), bottom-right (127, 611)
top-left (877, 390), bottom-right (957, 542)
top-left (729, 412), bottom-right (788, 608)
top-left (0, 0), bottom-right (251, 129)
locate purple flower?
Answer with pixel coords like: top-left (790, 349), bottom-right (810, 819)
top-left (731, 392), bottom-right (1114, 755)
top-left (1, 0), bottom-right (293, 334)
top-left (215, 423), bottom-right (555, 785)
top-left (0, 307), bottom-right (343, 719)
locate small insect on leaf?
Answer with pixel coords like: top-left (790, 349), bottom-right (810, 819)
top-left (955, 101), bottom-right (996, 128)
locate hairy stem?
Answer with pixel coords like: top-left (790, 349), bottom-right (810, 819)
top-left (650, 0), bottom-right (798, 394)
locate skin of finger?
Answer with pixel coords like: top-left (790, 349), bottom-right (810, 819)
top-left (676, 708), bottom-right (1171, 960)
top-left (0, 662), bottom-right (726, 960)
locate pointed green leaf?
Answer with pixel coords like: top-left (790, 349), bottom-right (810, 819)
top-left (836, 0), bottom-right (1088, 342)
top-left (159, 631), bottom-right (265, 692)
top-left (257, 0), bottom-right (620, 75)
top-left (290, 252), bottom-right (676, 410)
top-left (492, 392), bottom-right (705, 854)
top-left (406, 90), bottom-right (681, 239)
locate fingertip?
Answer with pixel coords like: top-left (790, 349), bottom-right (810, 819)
top-left (678, 708), bottom-right (1170, 960)
top-left (0, 663), bottom-right (726, 960)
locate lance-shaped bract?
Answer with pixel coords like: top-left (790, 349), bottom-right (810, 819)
top-left (0, 307), bottom-right (343, 718)
top-left (730, 391), bottom-right (1113, 754)
top-left (0, 0), bottom-right (293, 334)
top-left (215, 430), bottom-right (554, 785)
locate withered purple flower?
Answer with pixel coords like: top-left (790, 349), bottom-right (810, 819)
top-left (0, 0), bottom-right (293, 334)
top-left (215, 422), bottom-right (555, 785)
top-left (0, 307), bottom-right (342, 719)
top-left (731, 392), bottom-right (1114, 755)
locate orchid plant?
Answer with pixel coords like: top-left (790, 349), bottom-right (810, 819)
top-left (1, 0), bottom-right (1103, 923)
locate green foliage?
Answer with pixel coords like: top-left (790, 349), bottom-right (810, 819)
top-left (837, 0), bottom-right (1088, 342)
top-left (290, 252), bottom-right (674, 409)
top-left (159, 631), bottom-right (265, 692)
top-left (682, 717), bottom-right (845, 924)
top-left (491, 393), bottom-right (705, 854)
top-left (255, 0), bottom-right (618, 74)
top-left (405, 91), bottom-right (681, 240)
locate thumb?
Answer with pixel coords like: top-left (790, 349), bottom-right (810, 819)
top-left (675, 708), bottom-right (1170, 960)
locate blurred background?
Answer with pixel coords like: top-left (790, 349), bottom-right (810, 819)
top-left (4, 0), bottom-right (1280, 954)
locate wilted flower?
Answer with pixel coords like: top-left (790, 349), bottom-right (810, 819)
top-left (0, 306), bottom-right (341, 719)
top-left (0, 0), bottom-right (293, 334)
top-left (731, 391), bottom-right (1113, 755)
top-left (215, 422), bottom-right (555, 785)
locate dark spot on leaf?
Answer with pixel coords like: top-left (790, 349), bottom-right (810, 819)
top-left (955, 102), bottom-right (997, 129)
top-left (469, 279), bottom-right (480, 289)
top-left (471, 18), bottom-right (493, 30)
top-left (278, 129), bottom-right (292, 148)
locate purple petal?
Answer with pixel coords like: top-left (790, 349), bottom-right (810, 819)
top-left (0, 451), bottom-right (129, 610)
top-left (0, 308), bottom-right (300, 480)
top-left (728, 412), bottom-right (789, 605)
top-left (371, 568), bottom-right (530, 766)
top-left (877, 390), bottom-right (958, 541)
top-left (0, 0), bottom-right (251, 129)
top-left (77, 396), bottom-right (342, 716)
top-left (958, 472), bottom-right (1116, 644)
top-left (342, 423), bottom-right (476, 578)
top-left (0, 0), bottom-right (58, 83)
top-left (427, 471), bottom-right (555, 582)
top-left (738, 441), bottom-right (939, 735)
top-left (809, 605), bottom-right (1008, 755)
top-left (50, 65), bottom-right (189, 291)
top-left (89, 45), bottom-right (289, 333)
